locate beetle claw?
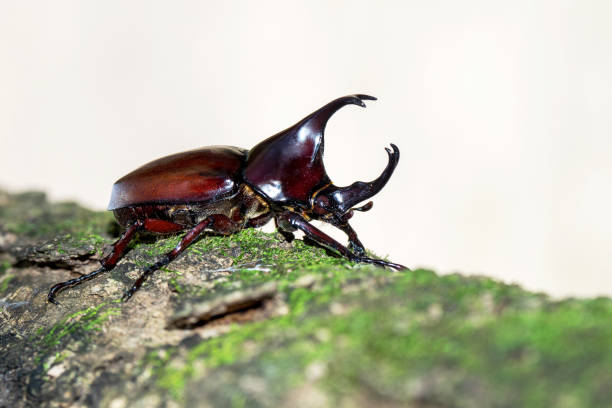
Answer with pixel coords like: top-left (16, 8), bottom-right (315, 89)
top-left (47, 296), bottom-right (60, 306)
top-left (349, 243), bottom-right (366, 257)
top-left (356, 256), bottom-right (409, 271)
top-left (121, 291), bottom-right (132, 302)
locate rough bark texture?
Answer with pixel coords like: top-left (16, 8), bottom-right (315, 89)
top-left (1, 189), bottom-right (611, 408)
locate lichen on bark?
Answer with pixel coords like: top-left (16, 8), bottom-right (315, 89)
top-left (1, 189), bottom-right (611, 408)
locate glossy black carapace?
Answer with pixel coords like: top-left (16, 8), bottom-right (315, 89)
top-left (48, 94), bottom-right (406, 303)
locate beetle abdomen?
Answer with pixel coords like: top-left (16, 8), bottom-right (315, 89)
top-left (113, 184), bottom-right (271, 230)
top-left (108, 146), bottom-right (247, 210)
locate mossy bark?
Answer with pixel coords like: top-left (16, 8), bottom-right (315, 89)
top-left (1, 190), bottom-right (611, 408)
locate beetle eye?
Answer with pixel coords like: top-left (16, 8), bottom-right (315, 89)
top-left (312, 195), bottom-right (332, 216)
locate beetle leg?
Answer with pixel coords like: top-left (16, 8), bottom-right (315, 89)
top-left (274, 217), bottom-right (295, 243)
top-left (337, 222), bottom-right (366, 257)
top-left (47, 221), bottom-right (143, 304)
top-left (276, 212), bottom-right (407, 270)
top-left (122, 214), bottom-right (237, 301)
top-left (247, 213), bottom-right (273, 229)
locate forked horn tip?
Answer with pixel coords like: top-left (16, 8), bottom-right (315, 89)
top-left (355, 94), bottom-right (377, 101)
top-left (350, 94), bottom-right (377, 108)
top-left (385, 144), bottom-right (400, 162)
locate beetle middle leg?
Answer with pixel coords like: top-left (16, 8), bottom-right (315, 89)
top-left (274, 217), bottom-right (295, 243)
top-left (122, 214), bottom-right (238, 301)
top-left (277, 212), bottom-right (407, 270)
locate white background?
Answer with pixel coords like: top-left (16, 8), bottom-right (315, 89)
top-left (1, 1), bottom-right (611, 297)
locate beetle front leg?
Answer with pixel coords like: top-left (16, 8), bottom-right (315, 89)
top-left (337, 222), bottom-right (366, 257)
top-left (276, 212), bottom-right (406, 270)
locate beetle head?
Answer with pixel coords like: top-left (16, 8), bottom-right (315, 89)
top-left (243, 94), bottom-right (400, 222)
top-left (311, 143), bottom-right (400, 224)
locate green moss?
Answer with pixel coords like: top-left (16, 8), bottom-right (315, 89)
top-left (0, 260), bottom-right (11, 275)
top-left (4, 189), bottom-right (611, 406)
top-left (168, 277), bottom-right (185, 294)
top-left (146, 265), bottom-right (400, 400)
top-left (119, 229), bottom-right (353, 301)
top-left (140, 269), bottom-right (612, 406)
top-left (137, 229), bottom-right (347, 270)
top-left (35, 302), bottom-right (121, 363)
top-left (42, 351), bottom-right (69, 373)
top-left (67, 231), bottom-right (112, 255)
top-left (0, 274), bottom-right (14, 293)
top-left (0, 191), bottom-right (116, 239)
top-left (51, 232), bottom-right (113, 258)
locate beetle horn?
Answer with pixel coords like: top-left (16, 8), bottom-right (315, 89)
top-left (302, 94), bottom-right (377, 136)
top-left (330, 144), bottom-right (400, 213)
top-left (243, 94), bottom-right (377, 203)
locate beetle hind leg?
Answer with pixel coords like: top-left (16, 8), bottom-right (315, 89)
top-left (47, 221), bottom-right (143, 304)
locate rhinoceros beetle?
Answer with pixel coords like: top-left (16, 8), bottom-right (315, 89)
top-left (48, 94), bottom-right (406, 304)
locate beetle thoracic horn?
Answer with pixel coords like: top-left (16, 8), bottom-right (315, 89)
top-left (243, 94), bottom-right (378, 203)
top-left (302, 94), bottom-right (377, 136)
top-left (330, 144), bottom-right (400, 213)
